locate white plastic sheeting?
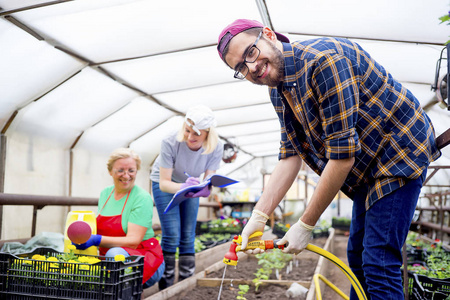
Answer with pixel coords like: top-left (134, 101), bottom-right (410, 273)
top-left (0, 0), bottom-right (449, 238)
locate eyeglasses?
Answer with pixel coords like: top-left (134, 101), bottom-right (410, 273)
top-left (234, 31), bottom-right (262, 80)
top-left (113, 169), bottom-right (136, 175)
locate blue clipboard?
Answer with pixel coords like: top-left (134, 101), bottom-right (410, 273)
top-left (163, 174), bottom-right (239, 213)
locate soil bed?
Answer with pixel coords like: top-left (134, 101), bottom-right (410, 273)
top-left (180, 237), bottom-right (328, 300)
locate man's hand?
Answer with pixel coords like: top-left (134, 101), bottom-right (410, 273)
top-left (180, 177), bottom-right (200, 190)
top-left (276, 219), bottom-right (314, 254)
top-left (72, 234), bottom-right (102, 250)
top-left (241, 209), bottom-right (269, 254)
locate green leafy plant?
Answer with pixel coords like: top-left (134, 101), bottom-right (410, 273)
top-left (406, 232), bottom-right (450, 279)
top-left (197, 233), bottom-right (232, 243)
top-left (253, 248), bottom-right (293, 286)
top-left (332, 216), bottom-right (351, 227)
top-left (56, 246), bottom-right (78, 262)
top-left (209, 218), bottom-right (242, 234)
top-left (194, 237), bottom-right (206, 253)
top-left (425, 252), bottom-right (450, 279)
top-left (252, 267), bottom-right (270, 292)
top-left (236, 284), bottom-right (249, 300)
top-left (407, 263), bottom-right (429, 276)
top-left (439, 11), bottom-right (450, 44)
top-left (155, 235), bottom-right (205, 257)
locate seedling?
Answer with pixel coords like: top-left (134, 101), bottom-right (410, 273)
top-left (236, 284), bottom-right (249, 300)
top-left (255, 249), bottom-right (292, 280)
top-left (252, 267), bottom-right (270, 292)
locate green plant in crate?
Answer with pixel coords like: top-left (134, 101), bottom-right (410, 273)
top-left (198, 233), bottom-right (231, 242)
top-left (273, 222), bottom-right (290, 233)
top-left (426, 252), bottom-right (450, 279)
top-left (3, 246), bottom-right (144, 299)
top-left (209, 217), bottom-right (242, 233)
top-left (11, 245), bottom-right (104, 289)
top-left (406, 235), bottom-right (450, 280)
top-left (406, 232), bottom-right (429, 250)
top-left (194, 237), bottom-right (206, 253)
top-left (332, 216), bottom-right (351, 229)
top-left (200, 221), bottom-right (210, 233)
top-left (407, 263), bottom-right (429, 276)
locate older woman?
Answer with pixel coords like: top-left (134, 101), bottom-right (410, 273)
top-left (74, 148), bottom-right (164, 288)
top-left (151, 105), bottom-right (223, 290)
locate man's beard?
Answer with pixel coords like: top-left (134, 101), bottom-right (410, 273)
top-left (250, 41), bottom-right (285, 87)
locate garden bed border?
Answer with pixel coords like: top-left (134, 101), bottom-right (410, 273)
top-left (144, 229), bottom-right (336, 300)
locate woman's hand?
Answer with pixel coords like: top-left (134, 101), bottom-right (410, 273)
top-left (186, 185), bottom-right (210, 198)
top-left (72, 234), bottom-right (102, 250)
top-left (180, 177), bottom-right (200, 190)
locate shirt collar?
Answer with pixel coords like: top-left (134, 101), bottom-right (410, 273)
top-left (281, 42), bottom-right (297, 88)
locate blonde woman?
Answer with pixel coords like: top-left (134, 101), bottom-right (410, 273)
top-left (74, 148), bottom-right (164, 288)
top-left (150, 105), bottom-right (223, 290)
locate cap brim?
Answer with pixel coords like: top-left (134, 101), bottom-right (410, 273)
top-left (275, 32), bottom-right (289, 43)
top-left (185, 120), bottom-right (201, 135)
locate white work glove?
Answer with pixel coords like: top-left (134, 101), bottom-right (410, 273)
top-left (240, 209), bottom-right (269, 254)
top-left (276, 219), bottom-right (314, 255)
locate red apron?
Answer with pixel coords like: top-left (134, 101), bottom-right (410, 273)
top-left (97, 189), bottom-right (164, 283)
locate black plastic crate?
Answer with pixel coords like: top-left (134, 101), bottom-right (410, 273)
top-left (195, 220), bottom-right (210, 235)
top-left (312, 227), bottom-right (330, 239)
top-left (272, 223), bottom-right (289, 238)
top-left (407, 247), bottom-right (428, 263)
top-left (408, 271), bottom-right (450, 300)
top-left (0, 247), bottom-right (144, 299)
top-left (331, 217), bottom-right (351, 231)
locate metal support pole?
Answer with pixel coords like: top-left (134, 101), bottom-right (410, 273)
top-left (0, 134), bottom-right (6, 239)
top-left (402, 244), bottom-right (409, 300)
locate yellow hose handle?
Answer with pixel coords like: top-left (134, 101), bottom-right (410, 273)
top-left (306, 244), bottom-right (368, 300)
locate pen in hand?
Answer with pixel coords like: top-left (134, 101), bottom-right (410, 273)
top-left (184, 172), bottom-right (191, 178)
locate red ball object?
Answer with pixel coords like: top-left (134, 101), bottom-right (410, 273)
top-left (67, 221), bottom-right (92, 244)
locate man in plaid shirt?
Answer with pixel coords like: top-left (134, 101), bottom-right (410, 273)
top-left (217, 19), bottom-right (441, 300)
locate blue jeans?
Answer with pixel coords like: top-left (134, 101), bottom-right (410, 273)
top-left (152, 181), bottom-right (199, 254)
top-left (348, 171), bottom-right (426, 300)
top-left (143, 261), bottom-right (165, 288)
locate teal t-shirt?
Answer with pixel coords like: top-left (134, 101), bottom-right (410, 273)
top-left (98, 185), bottom-right (154, 240)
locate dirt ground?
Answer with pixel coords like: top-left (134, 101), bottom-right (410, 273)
top-left (142, 234), bottom-right (352, 300)
top-left (180, 237), bottom-right (328, 300)
top-left (321, 234), bottom-right (351, 300)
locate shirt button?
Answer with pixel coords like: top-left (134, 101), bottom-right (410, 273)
top-left (293, 83), bottom-right (297, 86)
top-left (151, 243), bottom-right (154, 245)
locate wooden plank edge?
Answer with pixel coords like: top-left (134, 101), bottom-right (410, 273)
top-left (306, 228), bottom-right (336, 300)
top-left (146, 270), bottom-right (206, 300)
top-left (197, 278), bottom-right (310, 288)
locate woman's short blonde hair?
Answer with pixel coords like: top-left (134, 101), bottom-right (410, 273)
top-left (176, 123), bottom-right (219, 155)
top-left (107, 148), bottom-right (142, 172)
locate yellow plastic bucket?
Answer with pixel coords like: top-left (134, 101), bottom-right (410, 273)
top-left (63, 210), bottom-right (98, 256)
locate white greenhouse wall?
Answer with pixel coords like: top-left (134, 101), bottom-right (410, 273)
top-left (3, 132), bottom-right (69, 239)
top-left (2, 133), bottom-right (165, 240)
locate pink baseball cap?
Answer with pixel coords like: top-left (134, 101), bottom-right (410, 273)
top-left (217, 19), bottom-right (289, 61)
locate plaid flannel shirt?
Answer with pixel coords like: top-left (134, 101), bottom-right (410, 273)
top-left (270, 38), bottom-right (441, 209)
